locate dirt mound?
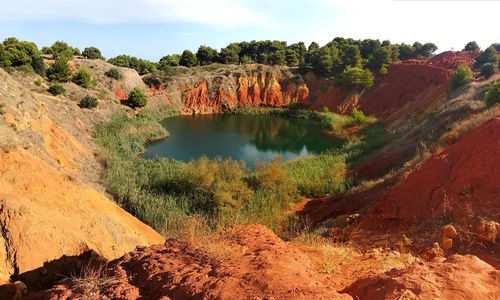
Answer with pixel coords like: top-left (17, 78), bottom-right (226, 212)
top-left (29, 225), bottom-right (352, 300)
top-left (427, 51), bottom-right (476, 70)
top-left (0, 147), bottom-right (164, 285)
top-left (344, 254), bottom-right (500, 300)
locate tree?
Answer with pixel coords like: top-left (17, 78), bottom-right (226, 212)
top-left (47, 58), bottom-right (72, 82)
top-left (368, 46), bottom-right (392, 71)
top-left (338, 66), bottom-right (374, 90)
top-left (492, 43), bottom-right (500, 52)
top-left (474, 46), bottom-right (499, 68)
top-left (288, 42), bottom-right (307, 66)
top-left (480, 63), bottom-right (497, 78)
top-left (179, 50), bottom-right (198, 67)
top-left (127, 87), bottom-right (147, 108)
top-left (219, 45), bottom-right (240, 64)
top-left (73, 66), bottom-right (92, 88)
top-left (315, 47), bottom-right (334, 75)
top-left (464, 41), bottom-right (480, 52)
top-left (269, 50), bottom-right (286, 66)
top-left (105, 68), bottom-right (122, 80)
top-left (420, 43), bottom-right (438, 57)
top-left (341, 44), bottom-right (362, 68)
top-left (398, 43), bottom-right (415, 60)
top-left (108, 55), bottom-right (156, 75)
top-left (158, 54), bottom-right (180, 69)
top-left (45, 41), bottom-right (77, 60)
top-left (484, 81), bottom-right (500, 107)
top-left (82, 47), bottom-right (103, 59)
top-left (449, 64), bottom-right (474, 90)
top-left (196, 46), bottom-right (218, 66)
top-left (285, 48), bottom-right (299, 67)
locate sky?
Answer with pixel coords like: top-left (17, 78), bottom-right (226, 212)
top-left (0, 0), bottom-right (498, 61)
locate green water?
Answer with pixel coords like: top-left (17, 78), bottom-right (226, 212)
top-left (145, 114), bottom-right (344, 168)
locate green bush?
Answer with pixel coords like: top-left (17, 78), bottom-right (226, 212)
top-left (338, 66), bottom-right (374, 90)
top-left (108, 55), bottom-right (156, 75)
top-left (47, 58), bottom-right (72, 82)
top-left (127, 87), bottom-right (147, 108)
top-left (73, 66), bottom-right (92, 88)
top-left (320, 106), bottom-right (329, 113)
top-left (484, 81), bottom-right (500, 107)
top-left (0, 103), bottom-right (5, 115)
top-left (79, 95), bottom-right (98, 109)
top-left (82, 47), bottom-right (103, 59)
top-left (449, 64), bottom-right (474, 90)
top-left (34, 78), bottom-right (43, 86)
top-left (47, 83), bottom-right (65, 95)
top-left (105, 68), bottom-right (122, 80)
top-left (43, 41), bottom-right (78, 60)
top-left (350, 107), bottom-right (368, 125)
top-left (480, 63), bottom-right (497, 78)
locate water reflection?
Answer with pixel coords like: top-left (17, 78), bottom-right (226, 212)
top-left (145, 114), bottom-right (343, 168)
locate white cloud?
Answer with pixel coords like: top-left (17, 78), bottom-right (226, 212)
top-left (311, 0), bottom-right (500, 51)
top-left (0, 0), bottom-right (271, 26)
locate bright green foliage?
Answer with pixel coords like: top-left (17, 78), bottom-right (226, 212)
top-left (196, 45), bottom-right (218, 66)
top-left (0, 37), bottom-right (45, 75)
top-left (82, 46), bottom-right (103, 59)
top-left (449, 64), bottom-right (474, 90)
top-left (179, 50), bottom-right (198, 67)
top-left (79, 95), bottom-right (98, 109)
top-left (158, 54), bottom-right (180, 69)
top-left (464, 41), bottom-right (480, 52)
top-left (127, 87), bottom-right (147, 108)
top-left (350, 107), bottom-right (369, 125)
top-left (48, 83), bottom-right (65, 95)
top-left (44, 41), bottom-right (78, 60)
top-left (73, 66), bottom-right (92, 88)
top-left (320, 106), bottom-right (329, 113)
top-left (338, 66), bottom-right (374, 90)
top-left (474, 46), bottom-right (499, 68)
top-left (47, 58), bottom-right (72, 82)
top-left (480, 63), bottom-right (497, 78)
top-left (108, 55), bottom-right (157, 75)
top-left (484, 81), bottom-right (500, 107)
top-left (105, 68), bottom-right (122, 80)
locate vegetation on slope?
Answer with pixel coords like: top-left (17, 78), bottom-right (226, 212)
top-left (96, 108), bottom-right (387, 236)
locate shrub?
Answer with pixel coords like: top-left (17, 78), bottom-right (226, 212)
top-left (320, 106), bottom-right (329, 113)
top-left (31, 55), bottom-right (46, 76)
top-left (82, 47), bottom-right (103, 59)
top-left (73, 67), bottom-right (92, 88)
top-left (350, 107), bottom-right (368, 125)
top-left (449, 64), bottom-right (474, 90)
top-left (127, 87), bottom-right (147, 108)
top-left (0, 103), bottom-right (5, 115)
top-left (480, 63), bottom-right (497, 78)
top-left (34, 78), bottom-right (43, 86)
top-left (484, 81), bottom-right (500, 107)
top-left (108, 55), bottom-right (156, 75)
top-left (105, 68), bottom-right (122, 80)
top-left (474, 46), bottom-right (498, 69)
top-left (79, 95), bottom-right (98, 109)
top-left (47, 58), bottom-right (72, 82)
top-left (48, 83), bottom-right (65, 95)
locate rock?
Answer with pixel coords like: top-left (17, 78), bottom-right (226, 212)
top-left (441, 237), bottom-right (453, 251)
top-left (442, 224), bottom-right (458, 238)
top-left (0, 281), bottom-right (27, 300)
top-left (420, 243), bottom-right (444, 260)
top-left (475, 218), bottom-right (499, 244)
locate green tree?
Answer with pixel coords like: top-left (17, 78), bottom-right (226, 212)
top-left (45, 41), bottom-right (77, 60)
top-left (82, 46), bottom-right (103, 59)
top-left (108, 55), bottom-right (156, 75)
top-left (73, 66), bottom-right (92, 88)
top-left (398, 43), bottom-right (415, 60)
top-left (219, 44), bottom-right (240, 64)
top-left (127, 87), bottom-right (147, 108)
top-left (196, 45), bottom-right (218, 66)
top-left (341, 44), bottom-right (362, 68)
top-left (285, 48), bottom-right (299, 67)
top-left (464, 41), bottom-right (480, 52)
top-left (179, 50), bottom-right (198, 67)
top-left (47, 58), bottom-right (72, 82)
top-left (474, 46), bottom-right (498, 68)
top-left (289, 42), bottom-right (307, 66)
top-left (484, 81), bottom-right (500, 107)
top-left (368, 46), bottom-right (392, 71)
top-left (449, 64), bottom-right (474, 90)
top-left (338, 66), bottom-right (374, 90)
top-left (158, 54), bottom-right (180, 69)
top-left (419, 43), bottom-right (438, 57)
top-left (480, 63), bottom-right (497, 78)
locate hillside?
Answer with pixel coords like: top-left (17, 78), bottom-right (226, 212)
top-left (0, 49), bottom-right (499, 299)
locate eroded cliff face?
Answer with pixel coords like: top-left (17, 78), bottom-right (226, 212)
top-left (149, 51), bottom-right (475, 123)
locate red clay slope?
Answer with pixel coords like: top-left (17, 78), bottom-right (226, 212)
top-left (344, 254), bottom-right (500, 300)
top-left (364, 116), bottom-right (500, 230)
top-left (359, 51), bottom-right (475, 122)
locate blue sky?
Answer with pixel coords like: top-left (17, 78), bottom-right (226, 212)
top-left (0, 0), bottom-right (498, 61)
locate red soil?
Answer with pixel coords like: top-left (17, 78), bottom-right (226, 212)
top-left (344, 254), bottom-right (500, 300)
top-left (364, 117), bottom-right (500, 229)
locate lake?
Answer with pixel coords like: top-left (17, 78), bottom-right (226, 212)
top-left (144, 114), bottom-right (344, 168)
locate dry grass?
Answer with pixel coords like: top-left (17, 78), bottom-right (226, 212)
top-left (70, 262), bottom-right (116, 298)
